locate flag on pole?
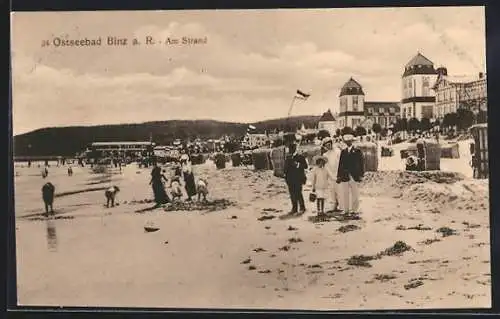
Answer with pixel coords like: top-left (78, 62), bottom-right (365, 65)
top-left (295, 89), bottom-right (310, 100)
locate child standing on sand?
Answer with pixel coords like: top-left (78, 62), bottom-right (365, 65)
top-left (311, 156), bottom-right (332, 216)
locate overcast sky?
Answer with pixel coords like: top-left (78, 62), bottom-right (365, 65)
top-left (11, 6), bottom-right (485, 135)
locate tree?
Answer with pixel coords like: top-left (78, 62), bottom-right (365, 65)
top-left (398, 118), bottom-right (408, 132)
top-left (441, 113), bottom-right (451, 128)
top-left (372, 123), bottom-right (382, 135)
top-left (354, 126), bottom-right (367, 137)
top-left (457, 108), bottom-right (474, 130)
top-left (420, 118), bottom-right (432, 132)
top-left (407, 117), bottom-right (421, 133)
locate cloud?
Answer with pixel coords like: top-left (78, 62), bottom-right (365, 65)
top-left (11, 8), bottom-right (486, 135)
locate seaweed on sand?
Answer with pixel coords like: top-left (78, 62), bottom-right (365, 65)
top-left (163, 199), bottom-right (236, 213)
top-left (338, 224), bottom-right (360, 233)
top-left (436, 227), bottom-right (457, 237)
top-left (347, 255), bottom-right (377, 268)
top-left (380, 241), bottom-right (413, 256)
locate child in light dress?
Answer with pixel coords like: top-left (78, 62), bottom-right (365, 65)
top-left (197, 178), bottom-right (209, 202)
top-left (170, 176), bottom-right (183, 201)
top-left (311, 156), bottom-right (333, 216)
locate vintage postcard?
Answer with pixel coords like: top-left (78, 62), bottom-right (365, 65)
top-left (10, 7), bottom-right (490, 310)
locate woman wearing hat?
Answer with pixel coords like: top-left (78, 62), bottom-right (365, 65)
top-left (180, 154), bottom-right (197, 202)
top-left (149, 163), bottom-right (170, 206)
top-left (321, 137), bottom-right (342, 212)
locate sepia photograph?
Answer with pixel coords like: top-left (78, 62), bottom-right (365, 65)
top-left (10, 6), bottom-right (490, 310)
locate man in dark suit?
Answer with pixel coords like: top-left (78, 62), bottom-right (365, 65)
top-left (336, 134), bottom-right (364, 213)
top-left (284, 138), bottom-right (308, 215)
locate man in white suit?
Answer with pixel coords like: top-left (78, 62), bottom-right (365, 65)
top-left (321, 137), bottom-right (342, 212)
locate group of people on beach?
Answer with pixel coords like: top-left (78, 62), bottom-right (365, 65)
top-left (284, 133), bottom-right (364, 217)
top-left (149, 153), bottom-right (209, 207)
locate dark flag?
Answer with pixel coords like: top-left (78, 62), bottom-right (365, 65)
top-left (295, 90), bottom-right (310, 100)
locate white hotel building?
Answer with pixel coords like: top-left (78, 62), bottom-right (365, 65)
top-left (400, 52), bottom-right (439, 120)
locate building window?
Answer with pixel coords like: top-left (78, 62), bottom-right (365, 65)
top-left (422, 76), bottom-right (430, 96)
top-left (340, 97), bottom-right (347, 113)
top-left (352, 96), bottom-right (358, 111)
top-left (368, 108), bottom-right (373, 114)
top-left (389, 107), bottom-right (395, 113)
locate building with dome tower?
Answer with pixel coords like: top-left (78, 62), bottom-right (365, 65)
top-left (337, 77), bottom-right (365, 128)
top-left (401, 52), bottom-right (439, 120)
top-left (337, 77), bottom-right (400, 130)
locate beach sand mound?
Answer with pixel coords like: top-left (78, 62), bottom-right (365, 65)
top-left (361, 171), bottom-right (466, 197)
top-left (398, 179), bottom-right (489, 212)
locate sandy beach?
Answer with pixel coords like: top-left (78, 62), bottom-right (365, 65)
top-left (14, 141), bottom-right (490, 310)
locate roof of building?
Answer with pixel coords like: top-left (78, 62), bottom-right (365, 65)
top-left (319, 109), bottom-right (336, 121)
top-left (405, 52), bottom-right (434, 68)
top-left (403, 52), bottom-right (437, 77)
top-left (432, 73), bottom-right (486, 89)
top-left (339, 77), bottom-right (365, 96)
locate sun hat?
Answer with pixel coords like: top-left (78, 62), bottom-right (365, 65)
top-left (313, 155), bottom-right (328, 165)
top-left (321, 137), bottom-right (333, 146)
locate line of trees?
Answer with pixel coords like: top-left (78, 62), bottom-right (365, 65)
top-left (390, 109), bottom-right (486, 134)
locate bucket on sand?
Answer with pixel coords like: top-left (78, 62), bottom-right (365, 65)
top-left (469, 124), bottom-right (488, 179)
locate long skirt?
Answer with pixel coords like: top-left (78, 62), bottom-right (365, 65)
top-left (184, 173), bottom-right (197, 198)
top-left (152, 181), bottom-right (170, 205)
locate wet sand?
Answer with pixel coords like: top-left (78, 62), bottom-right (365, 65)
top-left (14, 144), bottom-right (490, 309)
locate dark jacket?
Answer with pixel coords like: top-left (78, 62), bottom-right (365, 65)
top-left (337, 147), bottom-right (364, 183)
top-left (284, 153), bottom-right (308, 185)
